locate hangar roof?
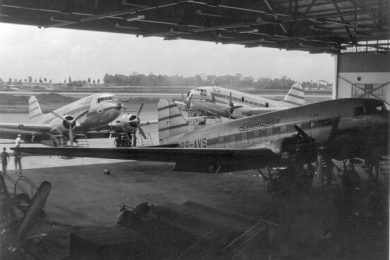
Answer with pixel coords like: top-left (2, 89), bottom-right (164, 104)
top-left (0, 0), bottom-right (389, 53)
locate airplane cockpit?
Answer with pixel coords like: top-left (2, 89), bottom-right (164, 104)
top-left (97, 96), bottom-right (114, 103)
top-left (188, 88), bottom-right (210, 100)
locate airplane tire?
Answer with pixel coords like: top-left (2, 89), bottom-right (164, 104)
top-left (208, 164), bottom-right (217, 174)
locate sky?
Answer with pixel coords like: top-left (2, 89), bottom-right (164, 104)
top-left (0, 23), bottom-right (335, 83)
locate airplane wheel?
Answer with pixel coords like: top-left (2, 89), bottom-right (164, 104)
top-left (208, 164), bottom-right (217, 174)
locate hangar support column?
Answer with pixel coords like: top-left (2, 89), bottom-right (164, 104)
top-left (335, 52), bottom-right (390, 105)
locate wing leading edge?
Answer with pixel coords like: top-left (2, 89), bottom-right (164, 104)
top-left (13, 147), bottom-right (280, 173)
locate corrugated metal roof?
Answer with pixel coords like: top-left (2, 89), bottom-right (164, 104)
top-left (0, 0), bottom-right (389, 53)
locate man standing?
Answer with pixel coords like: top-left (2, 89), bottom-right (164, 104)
top-left (15, 134), bottom-right (22, 147)
top-left (14, 134), bottom-right (22, 175)
top-left (1, 147), bottom-right (9, 174)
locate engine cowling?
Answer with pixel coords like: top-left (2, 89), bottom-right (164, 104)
top-left (109, 113), bottom-right (139, 132)
top-left (62, 115), bottom-right (76, 129)
top-left (128, 114), bottom-right (140, 129)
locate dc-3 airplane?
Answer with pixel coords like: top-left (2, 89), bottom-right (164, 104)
top-left (0, 93), bottom-right (122, 146)
top-left (15, 97), bottom-right (388, 174)
top-left (175, 83), bottom-right (305, 118)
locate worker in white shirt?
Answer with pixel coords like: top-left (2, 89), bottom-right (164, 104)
top-left (14, 134), bottom-right (23, 175)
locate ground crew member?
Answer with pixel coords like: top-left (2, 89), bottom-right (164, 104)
top-left (15, 134), bottom-right (22, 147)
top-left (14, 134), bottom-right (23, 175)
top-left (1, 147), bottom-right (9, 174)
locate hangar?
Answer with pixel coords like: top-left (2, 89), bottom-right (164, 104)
top-left (0, 0), bottom-right (389, 102)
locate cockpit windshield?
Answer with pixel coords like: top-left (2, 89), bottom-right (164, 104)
top-left (97, 96), bottom-right (113, 103)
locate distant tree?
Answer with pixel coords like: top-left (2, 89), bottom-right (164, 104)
top-left (87, 78), bottom-right (91, 83)
top-left (28, 76), bottom-right (32, 83)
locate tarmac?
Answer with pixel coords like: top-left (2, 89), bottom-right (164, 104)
top-left (1, 149), bottom-right (388, 259)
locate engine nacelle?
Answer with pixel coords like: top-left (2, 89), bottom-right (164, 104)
top-left (62, 115), bottom-right (76, 129)
top-left (109, 113), bottom-right (139, 132)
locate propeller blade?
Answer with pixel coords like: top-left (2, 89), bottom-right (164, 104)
top-left (138, 126), bottom-right (147, 139)
top-left (186, 94), bottom-right (193, 110)
top-left (136, 103), bottom-right (144, 117)
top-left (69, 127), bottom-right (74, 146)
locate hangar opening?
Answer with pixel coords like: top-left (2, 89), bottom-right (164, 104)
top-left (0, 1), bottom-right (389, 260)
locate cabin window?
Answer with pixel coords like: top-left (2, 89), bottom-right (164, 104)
top-left (97, 96), bottom-right (113, 103)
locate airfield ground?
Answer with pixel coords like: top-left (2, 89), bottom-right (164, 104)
top-left (2, 159), bottom-right (388, 260)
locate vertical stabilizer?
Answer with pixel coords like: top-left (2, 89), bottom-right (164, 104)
top-left (158, 99), bottom-right (189, 144)
top-left (284, 83), bottom-right (305, 106)
top-left (28, 96), bottom-right (43, 120)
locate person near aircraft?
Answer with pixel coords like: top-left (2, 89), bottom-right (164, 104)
top-left (15, 134), bottom-right (22, 147)
top-left (14, 134), bottom-right (23, 174)
top-left (14, 148), bottom-right (22, 175)
top-left (1, 147), bottom-right (10, 175)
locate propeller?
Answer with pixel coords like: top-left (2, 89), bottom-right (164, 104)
top-left (127, 103), bottom-right (147, 139)
top-left (51, 110), bottom-right (88, 146)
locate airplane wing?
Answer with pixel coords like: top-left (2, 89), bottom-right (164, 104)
top-left (0, 123), bottom-right (52, 137)
top-left (13, 147), bottom-right (280, 173)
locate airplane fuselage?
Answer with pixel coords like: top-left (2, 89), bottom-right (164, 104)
top-left (38, 93), bottom-right (121, 134)
top-left (167, 98), bottom-right (388, 161)
top-left (187, 85), bottom-right (302, 117)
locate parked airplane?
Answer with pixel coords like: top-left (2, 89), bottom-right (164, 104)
top-left (0, 93), bottom-right (122, 146)
top-left (175, 83), bottom-right (305, 118)
top-left (15, 98), bottom-right (388, 174)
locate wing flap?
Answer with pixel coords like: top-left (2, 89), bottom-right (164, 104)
top-left (14, 147), bottom-right (280, 172)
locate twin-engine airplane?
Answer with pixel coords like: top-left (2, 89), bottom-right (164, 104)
top-left (176, 83), bottom-right (305, 118)
top-left (15, 97), bottom-right (388, 173)
top-left (0, 93), bottom-right (122, 146)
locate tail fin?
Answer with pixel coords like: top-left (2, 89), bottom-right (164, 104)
top-left (28, 96), bottom-right (43, 120)
top-left (158, 99), bottom-right (189, 144)
top-left (284, 83), bottom-right (305, 106)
